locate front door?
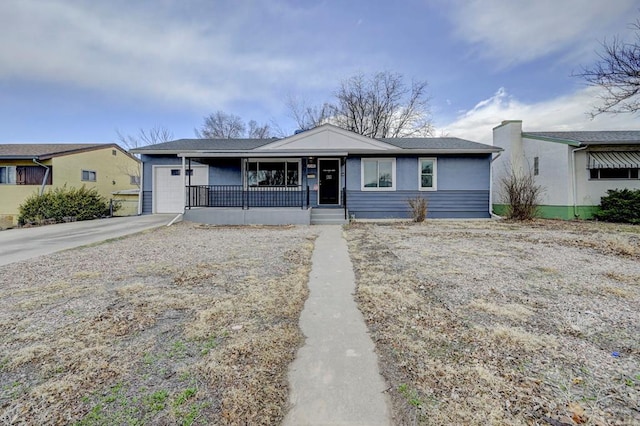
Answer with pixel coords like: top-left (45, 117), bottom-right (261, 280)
top-left (318, 159), bottom-right (340, 205)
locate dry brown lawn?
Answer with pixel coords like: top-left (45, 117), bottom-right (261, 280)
top-left (346, 219), bottom-right (640, 426)
top-left (0, 222), bottom-right (315, 425)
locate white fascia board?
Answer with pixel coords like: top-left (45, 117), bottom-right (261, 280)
top-left (178, 151), bottom-right (350, 158)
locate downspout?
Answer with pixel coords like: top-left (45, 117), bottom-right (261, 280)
top-left (32, 158), bottom-right (50, 196)
top-left (571, 146), bottom-right (588, 219)
top-left (489, 152), bottom-right (502, 217)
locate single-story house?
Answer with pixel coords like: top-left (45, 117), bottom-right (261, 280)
top-left (132, 124), bottom-right (501, 225)
top-left (492, 120), bottom-right (640, 219)
top-left (0, 143), bottom-right (140, 227)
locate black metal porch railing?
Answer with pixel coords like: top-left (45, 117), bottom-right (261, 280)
top-left (187, 185), bottom-right (310, 209)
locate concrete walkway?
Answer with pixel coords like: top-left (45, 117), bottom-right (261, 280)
top-left (283, 226), bottom-right (392, 426)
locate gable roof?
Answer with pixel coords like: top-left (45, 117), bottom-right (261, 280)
top-left (132, 124), bottom-right (500, 156)
top-left (0, 143), bottom-right (135, 160)
top-left (523, 131), bottom-right (640, 146)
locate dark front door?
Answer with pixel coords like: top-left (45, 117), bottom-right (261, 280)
top-left (318, 159), bottom-right (340, 205)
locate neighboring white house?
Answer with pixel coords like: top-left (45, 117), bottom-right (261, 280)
top-left (492, 120), bottom-right (640, 219)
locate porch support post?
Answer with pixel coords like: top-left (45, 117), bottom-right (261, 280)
top-left (181, 156), bottom-right (186, 212)
top-left (188, 157), bottom-right (192, 210)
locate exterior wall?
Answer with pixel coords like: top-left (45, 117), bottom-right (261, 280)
top-left (492, 121), bottom-right (578, 219)
top-left (521, 136), bottom-right (572, 206)
top-left (1, 148), bottom-right (139, 226)
top-left (574, 149), bottom-right (640, 208)
top-left (52, 147), bottom-right (139, 217)
top-left (209, 158), bottom-right (242, 185)
top-left (346, 155), bottom-right (491, 219)
top-left (0, 159), bottom-right (53, 226)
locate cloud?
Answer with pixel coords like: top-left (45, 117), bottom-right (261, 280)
top-left (0, 1), bottom-right (341, 111)
top-left (446, 0), bottom-right (638, 67)
top-left (440, 87), bottom-right (640, 144)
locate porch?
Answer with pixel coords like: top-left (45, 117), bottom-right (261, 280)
top-left (183, 185), bottom-right (347, 225)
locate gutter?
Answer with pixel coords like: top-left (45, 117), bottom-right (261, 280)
top-left (32, 158), bottom-right (50, 196)
top-left (571, 145), bottom-right (588, 218)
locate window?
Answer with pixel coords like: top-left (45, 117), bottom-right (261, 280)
top-left (130, 175), bottom-right (140, 185)
top-left (170, 169), bottom-right (181, 176)
top-left (419, 158), bottom-right (437, 191)
top-left (361, 158), bottom-right (396, 190)
top-left (590, 168), bottom-right (639, 179)
top-left (112, 149), bottom-right (117, 156)
top-left (246, 160), bottom-right (300, 187)
top-left (533, 157), bottom-right (539, 176)
top-left (82, 170), bottom-right (97, 182)
top-left (0, 166), bottom-right (16, 184)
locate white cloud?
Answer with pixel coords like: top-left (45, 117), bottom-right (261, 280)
top-left (447, 0), bottom-right (638, 67)
top-left (0, 1), bottom-right (334, 111)
top-left (440, 87), bottom-right (640, 144)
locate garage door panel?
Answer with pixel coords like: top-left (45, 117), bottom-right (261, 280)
top-left (153, 166), bottom-right (208, 213)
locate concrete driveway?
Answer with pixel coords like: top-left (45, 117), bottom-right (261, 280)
top-left (0, 214), bottom-right (176, 267)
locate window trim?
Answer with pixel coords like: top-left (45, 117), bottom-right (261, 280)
top-left (245, 158), bottom-right (302, 188)
top-left (0, 166), bottom-right (16, 184)
top-left (81, 169), bottom-right (97, 182)
top-left (589, 168), bottom-right (639, 180)
top-left (418, 157), bottom-right (437, 191)
top-left (361, 158), bottom-right (396, 191)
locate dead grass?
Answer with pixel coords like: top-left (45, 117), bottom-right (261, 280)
top-left (346, 219), bottom-right (640, 426)
top-left (0, 222), bottom-right (315, 425)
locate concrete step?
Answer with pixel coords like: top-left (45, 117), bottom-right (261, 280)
top-left (310, 208), bottom-right (348, 225)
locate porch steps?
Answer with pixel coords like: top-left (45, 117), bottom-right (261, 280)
top-left (310, 208), bottom-right (348, 225)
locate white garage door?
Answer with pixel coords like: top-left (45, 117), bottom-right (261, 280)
top-left (153, 165), bottom-right (209, 213)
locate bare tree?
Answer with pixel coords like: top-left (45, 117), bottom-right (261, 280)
top-left (333, 71), bottom-right (433, 138)
top-left (286, 96), bottom-right (333, 131)
top-left (116, 125), bottom-right (173, 150)
top-left (247, 120), bottom-right (271, 138)
top-left (195, 111), bottom-right (272, 138)
top-left (195, 111), bottom-right (246, 138)
top-left (575, 19), bottom-right (640, 116)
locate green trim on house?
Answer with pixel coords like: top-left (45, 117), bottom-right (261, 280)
top-left (521, 133), bottom-right (581, 147)
top-left (492, 204), bottom-right (600, 220)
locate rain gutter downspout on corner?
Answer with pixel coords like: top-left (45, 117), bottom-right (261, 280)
top-left (489, 152), bottom-right (502, 216)
top-left (571, 146), bottom-right (588, 219)
top-left (32, 158), bottom-right (50, 196)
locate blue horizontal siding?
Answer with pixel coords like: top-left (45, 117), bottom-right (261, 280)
top-left (142, 190), bottom-right (152, 214)
top-left (347, 190), bottom-right (489, 219)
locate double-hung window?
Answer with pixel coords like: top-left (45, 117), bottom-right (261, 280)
top-left (0, 166), bottom-right (16, 184)
top-left (419, 158), bottom-right (437, 191)
top-left (361, 158), bottom-right (396, 190)
top-left (247, 160), bottom-right (300, 187)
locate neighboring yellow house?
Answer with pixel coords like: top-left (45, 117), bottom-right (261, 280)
top-left (0, 143), bottom-right (140, 228)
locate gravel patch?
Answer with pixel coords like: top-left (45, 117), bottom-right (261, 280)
top-left (346, 219), bottom-right (640, 426)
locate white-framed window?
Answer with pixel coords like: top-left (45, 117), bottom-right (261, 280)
top-left (533, 157), bottom-right (539, 176)
top-left (418, 158), bottom-right (437, 191)
top-left (0, 166), bottom-right (16, 184)
top-left (246, 159), bottom-right (301, 187)
top-left (361, 158), bottom-right (396, 191)
top-left (82, 170), bottom-right (97, 182)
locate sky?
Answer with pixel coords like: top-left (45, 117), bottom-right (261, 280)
top-left (1, 0), bottom-right (639, 145)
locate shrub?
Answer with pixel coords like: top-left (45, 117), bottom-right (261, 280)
top-left (408, 196), bottom-right (428, 222)
top-left (499, 169), bottom-right (543, 220)
top-left (18, 185), bottom-right (115, 225)
top-left (593, 188), bottom-right (640, 224)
